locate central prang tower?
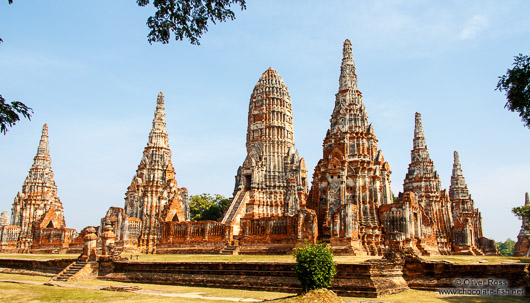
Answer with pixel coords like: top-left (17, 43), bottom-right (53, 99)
top-left (308, 40), bottom-right (393, 255)
top-left (222, 68), bottom-right (309, 235)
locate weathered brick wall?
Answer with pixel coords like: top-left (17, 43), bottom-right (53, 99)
top-left (0, 258), bottom-right (75, 276)
top-left (98, 261), bottom-right (408, 297)
top-left (403, 257), bottom-right (530, 295)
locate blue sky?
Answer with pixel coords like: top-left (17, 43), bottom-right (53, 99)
top-left (1, 0), bottom-right (529, 242)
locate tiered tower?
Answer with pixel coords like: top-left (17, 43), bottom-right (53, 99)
top-left (402, 113), bottom-right (453, 255)
top-left (309, 40), bottom-right (393, 255)
top-left (222, 68), bottom-right (308, 233)
top-left (449, 151), bottom-right (484, 254)
top-left (124, 92), bottom-right (189, 253)
top-left (514, 193), bottom-right (530, 257)
top-left (10, 124), bottom-right (66, 250)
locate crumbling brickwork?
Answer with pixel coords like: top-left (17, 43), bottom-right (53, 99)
top-left (222, 67), bottom-right (317, 252)
top-left (1, 124), bottom-right (75, 253)
top-left (308, 40), bottom-right (393, 256)
top-left (102, 92), bottom-right (190, 254)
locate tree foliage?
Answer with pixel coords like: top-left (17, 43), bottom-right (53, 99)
top-left (189, 193), bottom-right (230, 221)
top-left (0, 96), bottom-right (33, 136)
top-left (137, 0), bottom-right (246, 45)
top-left (496, 54), bottom-right (530, 129)
top-left (293, 243), bottom-right (337, 293)
top-left (496, 238), bottom-right (516, 256)
top-left (512, 205), bottom-right (530, 230)
top-left (1, 0), bottom-right (33, 135)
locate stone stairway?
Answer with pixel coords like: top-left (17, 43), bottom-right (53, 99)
top-left (222, 190), bottom-right (248, 224)
top-left (220, 245), bottom-right (240, 255)
top-left (51, 261), bottom-right (88, 282)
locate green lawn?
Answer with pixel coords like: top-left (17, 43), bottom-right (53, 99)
top-left (424, 255), bottom-right (530, 264)
top-left (2, 253), bottom-right (529, 265)
top-left (0, 271), bottom-right (528, 303)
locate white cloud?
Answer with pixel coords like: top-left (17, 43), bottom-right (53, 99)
top-left (460, 14), bottom-right (488, 40)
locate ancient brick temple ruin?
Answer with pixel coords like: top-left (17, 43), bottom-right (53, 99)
top-left (308, 39), bottom-right (393, 256)
top-left (221, 67), bottom-right (317, 254)
top-left (0, 124), bottom-right (78, 253)
top-left (399, 113), bottom-right (454, 255)
top-left (514, 193), bottom-right (530, 257)
top-left (450, 151), bottom-right (496, 255)
top-left (1, 39), bottom-right (501, 257)
top-left (101, 92), bottom-right (190, 254)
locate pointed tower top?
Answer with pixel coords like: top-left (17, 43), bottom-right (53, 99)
top-left (413, 112), bottom-right (427, 151)
top-left (339, 39), bottom-right (357, 91)
top-left (258, 67), bottom-right (283, 82)
top-left (452, 151), bottom-right (462, 178)
top-left (526, 192), bottom-right (529, 206)
top-left (147, 93), bottom-right (169, 148)
top-left (37, 123), bottom-right (50, 157)
top-left (252, 67), bottom-right (289, 98)
top-left (343, 39), bottom-right (353, 59)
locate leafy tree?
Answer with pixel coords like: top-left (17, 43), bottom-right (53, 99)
top-left (1, 0), bottom-right (33, 135)
top-left (0, 95), bottom-right (33, 135)
top-left (137, 0), bottom-right (247, 45)
top-left (513, 205), bottom-right (530, 230)
top-left (496, 54), bottom-right (530, 129)
top-left (496, 238), bottom-right (516, 256)
top-left (293, 243), bottom-right (337, 293)
top-left (189, 193), bottom-right (230, 221)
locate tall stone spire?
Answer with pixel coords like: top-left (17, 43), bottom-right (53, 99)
top-left (124, 92), bottom-right (189, 253)
top-left (413, 113), bottom-right (427, 152)
top-left (10, 124), bottom-right (66, 245)
top-left (309, 39), bottom-right (393, 255)
top-left (449, 151), bottom-right (485, 254)
top-left (513, 192), bottom-right (530, 256)
top-left (147, 92), bottom-right (169, 148)
top-left (339, 39), bottom-right (357, 92)
top-left (402, 113), bottom-right (453, 254)
top-left (223, 67), bottom-right (308, 229)
top-left (403, 113), bottom-right (439, 197)
top-left (450, 151), bottom-right (469, 201)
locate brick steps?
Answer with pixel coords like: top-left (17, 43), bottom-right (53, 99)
top-left (220, 245), bottom-right (239, 255)
top-left (51, 261), bottom-right (87, 282)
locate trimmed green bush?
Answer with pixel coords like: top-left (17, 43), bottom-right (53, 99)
top-left (293, 243), bottom-right (337, 292)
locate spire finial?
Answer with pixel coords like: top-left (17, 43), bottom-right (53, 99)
top-left (343, 39), bottom-right (352, 59)
top-left (148, 93), bottom-right (169, 148)
top-left (157, 92), bottom-right (164, 105)
top-left (413, 112), bottom-right (426, 151)
top-left (339, 39), bottom-right (357, 91)
top-left (37, 123), bottom-right (49, 157)
top-left (452, 150), bottom-right (463, 178)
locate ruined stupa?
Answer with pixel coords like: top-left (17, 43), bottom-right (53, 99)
top-left (308, 39), bottom-right (393, 255)
top-left (121, 92), bottom-right (190, 253)
top-left (9, 124), bottom-right (68, 252)
top-left (222, 68), bottom-right (316, 252)
top-left (449, 151), bottom-right (484, 254)
top-left (400, 113), bottom-right (453, 255)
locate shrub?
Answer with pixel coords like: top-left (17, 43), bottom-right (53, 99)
top-left (293, 243), bottom-right (337, 292)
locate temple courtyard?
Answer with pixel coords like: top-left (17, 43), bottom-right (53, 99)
top-left (0, 254), bottom-right (529, 302)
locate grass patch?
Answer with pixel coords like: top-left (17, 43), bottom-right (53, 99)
top-left (0, 254), bottom-right (76, 261)
top-left (342, 289), bottom-right (528, 303)
top-left (0, 272), bottom-right (291, 302)
top-left (424, 255), bottom-right (530, 264)
top-left (0, 282), bottom-right (206, 303)
top-left (3, 253), bottom-right (528, 264)
top-left (0, 272), bottom-right (51, 282)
